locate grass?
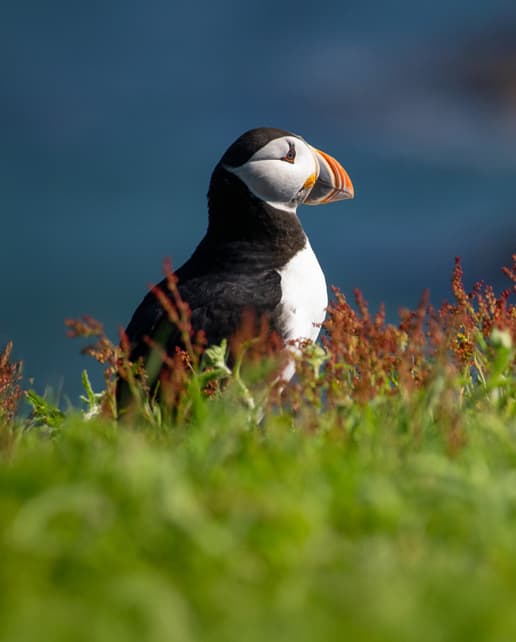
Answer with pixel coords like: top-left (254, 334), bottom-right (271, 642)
top-left (0, 256), bottom-right (515, 642)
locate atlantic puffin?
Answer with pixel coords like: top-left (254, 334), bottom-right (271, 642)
top-left (116, 127), bottom-right (354, 411)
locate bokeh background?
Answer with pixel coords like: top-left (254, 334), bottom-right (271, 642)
top-left (1, 0), bottom-right (515, 403)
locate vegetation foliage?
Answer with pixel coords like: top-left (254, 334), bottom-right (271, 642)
top-left (0, 256), bottom-right (515, 642)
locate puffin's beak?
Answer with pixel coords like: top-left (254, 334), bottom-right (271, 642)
top-left (304, 146), bottom-right (355, 205)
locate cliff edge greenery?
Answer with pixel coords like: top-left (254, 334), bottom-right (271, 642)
top-left (0, 256), bottom-right (515, 642)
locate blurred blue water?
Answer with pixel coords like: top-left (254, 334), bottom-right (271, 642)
top-left (1, 0), bottom-right (515, 402)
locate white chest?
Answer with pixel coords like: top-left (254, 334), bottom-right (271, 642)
top-left (277, 238), bottom-right (328, 342)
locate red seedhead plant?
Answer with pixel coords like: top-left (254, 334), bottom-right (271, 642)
top-left (67, 260), bottom-right (212, 420)
top-left (67, 255), bottom-right (516, 423)
top-left (0, 341), bottom-right (23, 426)
top-left (315, 255), bottom-right (516, 406)
top-left (65, 315), bottom-right (121, 417)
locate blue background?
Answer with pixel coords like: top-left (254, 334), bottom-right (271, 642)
top-left (1, 1), bottom-right (515, 403)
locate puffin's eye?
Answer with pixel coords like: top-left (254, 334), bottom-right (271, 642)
top-left (282, 142), bottom-right (296, 163)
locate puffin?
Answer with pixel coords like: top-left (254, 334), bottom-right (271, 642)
top-left (116, 127), bottom-right (354, 413)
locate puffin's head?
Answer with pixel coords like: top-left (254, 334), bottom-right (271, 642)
top-left (219, 127), bottom-right (354, 213)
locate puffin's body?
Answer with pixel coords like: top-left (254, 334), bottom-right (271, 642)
top-left (117, 127), bottom-right (354, 412)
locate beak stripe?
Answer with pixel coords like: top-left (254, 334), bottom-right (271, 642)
top-left (316, 149), bottom-right (354, 202)
top-left (304, 145), bottom-right (354, 205)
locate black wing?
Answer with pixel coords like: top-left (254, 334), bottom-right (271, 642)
top-left (116, 268), bottom-right (282, 410)
top-left (125, 269), bottom-right (282, 355)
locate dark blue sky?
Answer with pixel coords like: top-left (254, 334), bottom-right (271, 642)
top-left (1, 1), bottom-right (515, 402)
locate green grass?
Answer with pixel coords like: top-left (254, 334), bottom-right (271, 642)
top-left (2, 385), bottom-right (516, 642)
top-left (1, 257), bottom-right (515, 641)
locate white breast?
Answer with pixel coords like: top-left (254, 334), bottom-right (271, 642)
top-left (277, 238), bottom-right (328, 343)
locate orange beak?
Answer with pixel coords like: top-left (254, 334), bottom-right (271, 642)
top-left (304, 146), bottom-right (354, 205)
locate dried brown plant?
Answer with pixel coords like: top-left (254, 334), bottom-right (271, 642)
top-left (66, 255), bottom-right (516, 421)
top-left (0, 341), bottom-right (23, 425)
top-left (316, 255), bottom-right (516, 405)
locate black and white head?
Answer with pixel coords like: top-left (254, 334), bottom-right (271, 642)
top-left (214, 127), bottom-right (354, 211)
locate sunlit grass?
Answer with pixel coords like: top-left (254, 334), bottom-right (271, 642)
top-left (0, 255), bottom-right (515, 642)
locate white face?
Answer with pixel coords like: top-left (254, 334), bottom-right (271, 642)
top-left (223, 136), bottom-right (318, 213)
